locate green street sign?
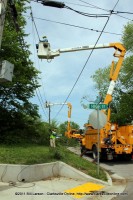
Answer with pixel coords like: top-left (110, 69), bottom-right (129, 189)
top-left (89, 103), bottom-right (108, 110)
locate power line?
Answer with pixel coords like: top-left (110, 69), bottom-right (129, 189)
top-left (115, 13), bottom-right (133, 21)
top-left (35, 89), bottom-right (48, 119)
top-left (115, 11), bottom-right (133, 15)
top-left (32, 0), bottom-right (110, 18)
top-left (24, 15), bottom-right (122, 36)
top-left (61, 1), bottom-right (107, 9)
top-left (79, 0), bottom-right (133, 20)
top-left (79, 0), bottom-right (109, 12)
top-left (113, 0), bottom-right (120, 10)
top-left (30, 0), bottom-right (106, 9)
top-left (30, 9), bottom-right (40, 40)
top-left (31, 0), bottom-right (133, 15)
top-left (30, 6), bottom-right (48, 118)
top-left (54, 0), bottom-right (120, 120)
top-left (30, 6), bottom-right (48, 100)
top-left (64, 5), bottom-right (110, 18)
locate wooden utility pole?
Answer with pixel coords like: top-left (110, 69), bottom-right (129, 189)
top-left (0, 0), bottom-right (7, 49)
top-left (0, 1), bottom-right (14, 82)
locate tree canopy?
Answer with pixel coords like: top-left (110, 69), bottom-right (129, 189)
top-left (58, 121), bottom-right (80, 136)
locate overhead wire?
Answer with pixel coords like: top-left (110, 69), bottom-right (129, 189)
top-left (30, 0), bottom-right (133, 25)
top-left (30, 6), bottom-right (49, 119)
top-left (30, 0), bottom-right (105, 9)
top-left (24, 14), bottom-right (122, 36)
top-left (78, 0), bottom-right (133, 21)
top-left (64, 5), bottom-right (110, 18)
top-left (30, 0), bottom-right (133, 21)
top-left (30, 8), bottom-right (41, 40)
top-left (113, 0), bottom-right (120, 10)
top-left (53, 0), bottom-right (120, 120)
top-left (31, 0), bottom-right (133, 15)
top-left (31, 0), bottom-right (110, 17)
top-left (79, 0), bottom-right (109, 12)
top-left (35, 89), bottom-right (48, 119)
top-left (115, 14), bottom-right (133, 21)
top-left (29, 8), bottom-right (48, 102)
top-left (59, 1), bottom-right (106, 9)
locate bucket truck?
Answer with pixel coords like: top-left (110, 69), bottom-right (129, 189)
top-left (37, 37), bottom-right (133, 160)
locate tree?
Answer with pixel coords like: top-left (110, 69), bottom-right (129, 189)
top-left (91, 67), bottom-right (110, 99)
top-left (58, 121), bottom-right (80, 136)
top-left (0, 1), bottom-right (40, 142)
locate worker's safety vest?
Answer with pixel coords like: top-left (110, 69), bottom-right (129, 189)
top-left (50, 132), bottom-right (56, 139)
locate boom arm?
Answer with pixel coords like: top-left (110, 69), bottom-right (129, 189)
top-left (104, 45), bottom-right (126, 105)
top-left (37, 39), bottom-right (125, 60)
top-left (40, 38), bottom-right (126, 121)
top-left (36, 38), bottom-right (126, 59)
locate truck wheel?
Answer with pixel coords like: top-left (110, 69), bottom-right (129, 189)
top-left (81, 146), bottom-right (86, 154)
top-left (92, 145), bottom-right (97, 159)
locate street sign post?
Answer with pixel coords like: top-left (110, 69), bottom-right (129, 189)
top-left (89, 103), bottom-right (108, 176)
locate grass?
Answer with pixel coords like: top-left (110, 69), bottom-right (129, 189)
top-left (0, 144), bottom-right (107, 181)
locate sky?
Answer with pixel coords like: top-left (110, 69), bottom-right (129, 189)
top-left (25, 0), bottom-right (133, 128)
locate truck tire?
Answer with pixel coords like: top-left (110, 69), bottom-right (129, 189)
top-left (81, 145), bottom-right (86, 154)
top-left (92, 145), bottom-right (97, 159)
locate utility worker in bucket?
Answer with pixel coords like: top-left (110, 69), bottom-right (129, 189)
top-left (50, 129), bottom-right (57, 148)
top-left (94, 92), bottom-right (103, 104)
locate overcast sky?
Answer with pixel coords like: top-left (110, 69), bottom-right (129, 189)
top-left (25, 0), bottom-right (133, 128)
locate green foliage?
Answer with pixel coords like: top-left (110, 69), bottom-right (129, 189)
top-left (58, 121), bottom-right (80, 136)
top-left (122, 22), bottom-right (133, 52)
top-left (57, 136), bottom-right (79, 147)
top-left (49, 147), bottom-right (65, 160)
top-left (49, 119), bottom-right (59, 130)
top-left (57, 121), bottom-right (80, 147)
top-left (91, 67), bottom-right (110, 98)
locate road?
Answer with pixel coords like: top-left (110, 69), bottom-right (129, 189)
top-left (68, 147), bottom-right (133, 199)
top-left (102, 159), bottom-right (133, 200)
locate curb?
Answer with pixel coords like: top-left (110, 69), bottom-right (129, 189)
top-left (110, 173), bottom-right (127, 185)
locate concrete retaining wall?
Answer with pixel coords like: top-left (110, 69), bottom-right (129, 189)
top-left (0, 162), bottom-right (109, 185)
top-left (0, 162), bottom-right (59, 183)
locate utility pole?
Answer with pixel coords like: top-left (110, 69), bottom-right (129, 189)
top-left (45, 101), bottom-right (51, 124)
top-left (0, 0), bottom-right (14, 82)
top-left (0, 0), bottom-right (7, 49)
